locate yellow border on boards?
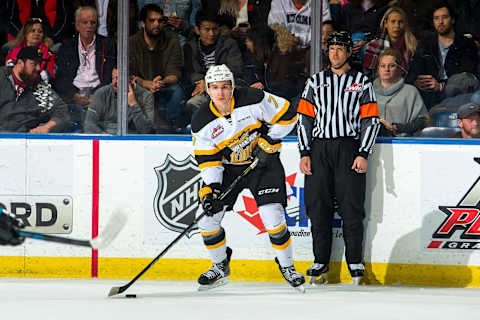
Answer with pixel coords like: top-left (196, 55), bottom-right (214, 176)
top-left (0, 256), bottom-right (478, 287)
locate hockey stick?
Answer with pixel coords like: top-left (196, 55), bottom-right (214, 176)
top-left (108, 158), bottom-right (259, 297)
top-left (1, 207), bottom-right (129, 249)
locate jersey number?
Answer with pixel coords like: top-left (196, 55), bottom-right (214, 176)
top-left (268, 95), bottom-right (279, 108)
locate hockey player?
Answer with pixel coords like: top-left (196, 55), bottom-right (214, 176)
top-left (191, 64), bottom-right (305, 291)
top-left (297, 31), bottom-right (381, 285)
top-left (0, 208), bottom-right (25, 246)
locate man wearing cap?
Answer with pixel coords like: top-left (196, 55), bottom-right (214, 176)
top-left (0, 46), bottom-right (70, 133)
top-left (454, 103), bottom-right (480, 138)
top-left (297, 31), bottom-right (381, 285)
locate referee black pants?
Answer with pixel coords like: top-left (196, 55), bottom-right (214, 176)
top-left (304, 138), bottom-right (366, 264)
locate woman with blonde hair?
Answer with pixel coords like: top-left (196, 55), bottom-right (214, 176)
top-left (363, 6), bottom-right (417, 79)
top-left (5, 18), bottom-right (56, 83)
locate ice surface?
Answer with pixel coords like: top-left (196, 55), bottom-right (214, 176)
top-left (1, 278), bottom-right (479, 320)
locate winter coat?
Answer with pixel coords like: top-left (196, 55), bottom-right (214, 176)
top-left (128, 29), bottom-right (182, 82)
top-left (0, 66), bottom-right (70, 132)
top-left (373, 77), bottom-right (428, 136)
top-left (407, 33), bottom-right (479, 84)
top-left (54, 34), bottom-right (117, 103)
top-left (84, 83), bottom-right (154, 134)
top-left (183, 35), bottom-right (244, 85)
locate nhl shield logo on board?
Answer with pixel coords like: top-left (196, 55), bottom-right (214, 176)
top-left (153, 154), bottom-right (202, 238)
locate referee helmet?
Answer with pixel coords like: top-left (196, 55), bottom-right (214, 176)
top-left (326, 31), bottom-right (353, 51)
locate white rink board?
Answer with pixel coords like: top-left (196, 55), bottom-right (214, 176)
top-left (1, 137), bottom-right (480, 268)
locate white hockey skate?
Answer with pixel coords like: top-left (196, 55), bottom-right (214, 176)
top-left (306, 263), bottom-right (329, 285)
top-left (198, 247), bottom-right (232, 291)
top-left (348, 263), bottom-right (365, 285)
top-left (275, 258), bottom-right (306, 293)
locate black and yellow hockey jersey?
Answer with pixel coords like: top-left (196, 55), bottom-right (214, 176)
top-left (191, 87), bottom-right (297, 185)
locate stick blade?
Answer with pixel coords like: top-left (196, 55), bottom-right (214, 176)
top-left (108, 286), bottom-right (123, 297)
top-left (91, 206), bottom-right (130, 249)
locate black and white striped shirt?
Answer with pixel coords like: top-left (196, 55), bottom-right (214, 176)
top-left (297, 69), bottom-right (381, 158)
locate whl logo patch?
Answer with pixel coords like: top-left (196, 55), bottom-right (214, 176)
top-left (428, 158), bottom-right (480, 250)
top-left (153, 155), bottom-right (202, 238)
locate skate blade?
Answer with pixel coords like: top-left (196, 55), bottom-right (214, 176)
top-left (309, 274), bottom-right (327, 286)
top-left (352, 277), bottom-right (362, 285)
top-left (197, 277), bottom-right (229, 291)
top-left (293, 284), bottom-right (306, 293)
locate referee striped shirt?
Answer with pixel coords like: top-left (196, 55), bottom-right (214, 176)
top-left (297, 69), bottom-right (381, 158)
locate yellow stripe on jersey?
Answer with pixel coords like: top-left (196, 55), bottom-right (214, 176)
top-left (194, 148), bottom-right (221, 156)
top-left (277, 115), bottom-right (297, 126)
top-left (265, 223), bottom-right (287, 234)
top-left (268, 100), bottom-right (290, 125)
top-left (198, 161), bottom-right (223, 170)
top-left (205, 237), bottom-right (226, 250)
top-left (271, 237), bottom-right (292, 250)
top-left (200, 228), bottom-right (221, 236)
top-left (216, 122), bottom-right (263, 150)
top-left (209, 98), bottom-right (235, 118)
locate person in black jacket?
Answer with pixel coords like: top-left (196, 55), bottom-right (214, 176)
top-left (407, 2), bottom-right (479, 109)
top-left (54, 6), bottom-right (116, 107)
top-left (183, 11), bottom-right (244, 116)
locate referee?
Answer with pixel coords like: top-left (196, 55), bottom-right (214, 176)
top-left (297, 31), bottom-right (381, 285)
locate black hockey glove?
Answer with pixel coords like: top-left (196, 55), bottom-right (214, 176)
top-left (253, 136), bottom-right (281, 168)
top-left (198, 183), bottom-right (223, 216)
top-left (0, 209), bottom-right (25, 246)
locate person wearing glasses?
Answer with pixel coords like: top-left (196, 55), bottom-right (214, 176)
top-left (55, 6), bottom-right (116, 109)
top-left (5, 18), bottom-right (56, 83)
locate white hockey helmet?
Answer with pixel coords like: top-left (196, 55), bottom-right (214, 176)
top-left (205, 64), bottom-right (235, 96)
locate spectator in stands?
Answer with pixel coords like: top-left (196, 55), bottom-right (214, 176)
top-left (268, 0), bottom-right (331, 48)
top-left (454, 103), bottom-right (480, 138)
top-left (129, 4), bottom-right (184, 133)
top-left (84, 68), bottom-right (155, 134)
top-left (244, 25), bottom-right (307, 99)
top-left (0, 46), bottom-right (70, 132)
top-left (407, 2), bottom-right (479, 109)
top-left (387, 0), bottom-right (436, 38)
top-left (184, 10), bottom-right (243, 115)
top-left (373, 48), bottom-right (428, 137)
top-left (363, 7), bottom-right (417, 80)
top-left (5, 18), bottom-right (56, 83)
top-left (6, 0), bottom-right (69, 44)
top-left (55, 6), bottom-right (116, 108)
top-left (136, 1), bottom-right (198, 47)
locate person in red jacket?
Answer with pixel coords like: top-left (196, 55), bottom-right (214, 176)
top-left (5, 18), bottom-right (56, 83)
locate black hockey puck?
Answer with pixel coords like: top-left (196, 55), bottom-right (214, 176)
top-left (126, 294), bottom-right (137, 298)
